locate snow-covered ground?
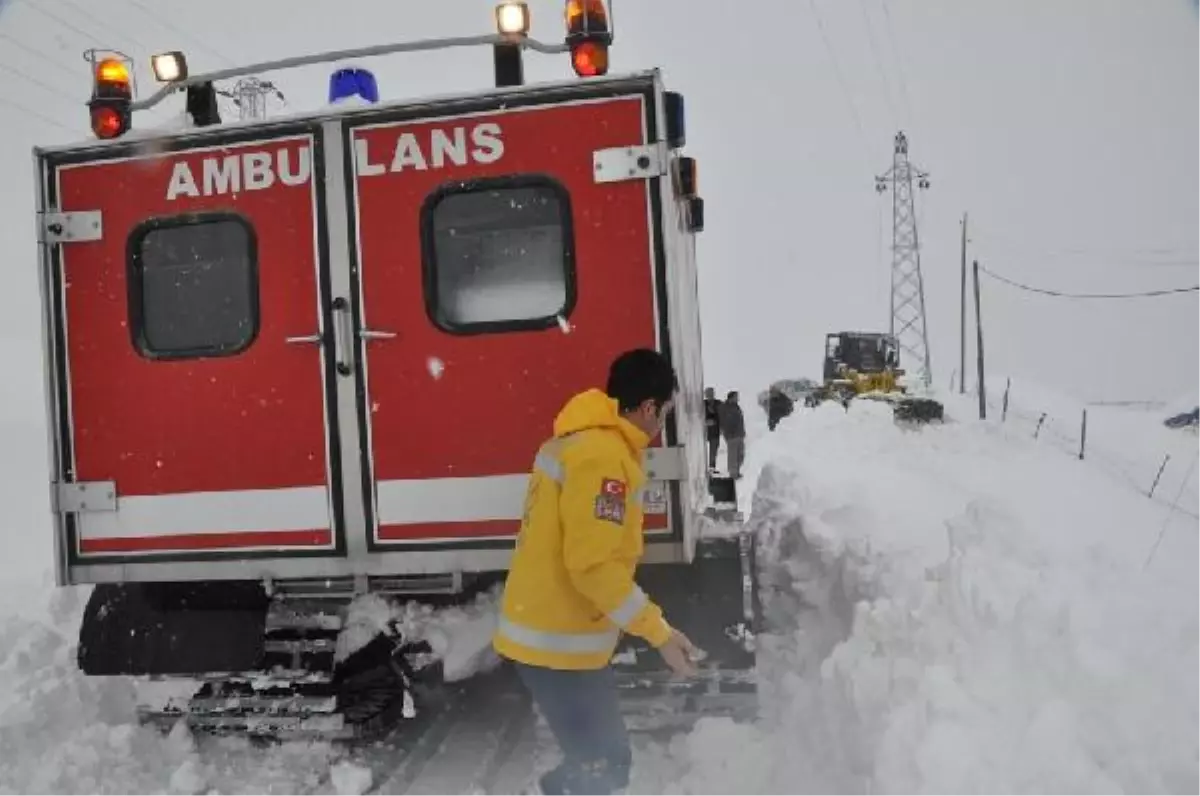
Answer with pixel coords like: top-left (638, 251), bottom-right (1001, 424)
top-left (984, 375), bottom-right (1199, 519)
top-left (1, 387), bottom-right (1196, 793)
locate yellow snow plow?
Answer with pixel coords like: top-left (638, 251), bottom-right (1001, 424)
top-left (806, 331), bottom-right (944, 423)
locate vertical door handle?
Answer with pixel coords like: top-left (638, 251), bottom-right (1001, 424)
top-left (331, 297), bottom-right (355, 377)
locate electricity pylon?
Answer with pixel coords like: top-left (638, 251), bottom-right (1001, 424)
top-left (231, 77), bottom-right (285, 121)
top-left (875, 131), bottom-right (932, 386)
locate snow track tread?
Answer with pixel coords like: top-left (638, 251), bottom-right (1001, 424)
top-left (360, 666), bottom-right (538, 795)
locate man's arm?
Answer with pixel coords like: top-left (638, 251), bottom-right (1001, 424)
top-left (558, 454), bottom-right (672, 648)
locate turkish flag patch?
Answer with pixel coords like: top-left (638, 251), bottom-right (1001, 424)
top-left (600, 479), bottom-right (627, 498)
top-left (594, 479), bottom-right (627, 525)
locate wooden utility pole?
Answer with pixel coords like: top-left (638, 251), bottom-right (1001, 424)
top-left (959, 212), bottom-right (968, 394)
top-left (973, 259), bottom-right (986, 419)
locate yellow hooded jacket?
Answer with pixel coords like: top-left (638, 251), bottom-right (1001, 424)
top-left (493, 388), bottom-right (673, 670)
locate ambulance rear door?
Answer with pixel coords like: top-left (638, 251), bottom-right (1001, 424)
top-left (344, 75), bottom-right (680, 557)
top-left (38, 125), bottom-right (347, 581)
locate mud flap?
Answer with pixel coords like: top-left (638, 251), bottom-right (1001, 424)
top-left (611, 535), bottom-right (759, 729)
top-left (78, 582), bottom-right (270, 676)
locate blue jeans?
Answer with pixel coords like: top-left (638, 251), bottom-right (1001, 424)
top-left (513, 662), bottom-right (632, 794)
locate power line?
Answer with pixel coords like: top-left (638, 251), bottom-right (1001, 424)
top-left (807, 0), bottom-right (870, 159)
top-left (978, 263), bottom-right (1199, 299)
top-left (878, 0), bottom-right (915, 126)
top-left (0, 29), bottom-right (82, 81)
top-left (122, 0), bottom-right (236, 67)
top-left (0, 93), bottom-right (78, 134)
top-left (857, 0), bottom-right (898, 129)
top-left (0, 58), bottom-right (83, 109)
top-left (971, 229), bottom-right (1196, 262)
top-left (56, 0), bottom-right (152, 53)
top-left (15, 0), bottom-right (107, 50)
top-left (976, 251), bottom-right (1198, 269)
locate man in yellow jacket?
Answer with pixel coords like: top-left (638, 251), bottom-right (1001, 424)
top-left (494, 348), bottom-right (701, 795)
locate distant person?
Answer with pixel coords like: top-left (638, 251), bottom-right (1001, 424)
top-left (766, 387), bottom-right (794, 432)
top-left (720, 390), bottom-right (746, 479)
top-left (704, 387), bottom-right (722, 471)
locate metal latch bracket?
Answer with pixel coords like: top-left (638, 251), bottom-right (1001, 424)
top-left (38, 210), bottom-right (103, 244)
top-left (593, 143), bottom-right (668, 184)
top-left (642, 446), bottom-right (686, 481)
top-left (55, 481), bottom-right (117, 513)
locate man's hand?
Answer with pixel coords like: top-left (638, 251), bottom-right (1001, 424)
top-left (656, 627), bottom-right (704, 678)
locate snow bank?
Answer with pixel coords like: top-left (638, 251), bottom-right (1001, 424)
top-left (646, 398), bottom-right (1198, 794)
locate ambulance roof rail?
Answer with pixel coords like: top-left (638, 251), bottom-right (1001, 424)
top-left (130, 34), bottom-right (570, 113)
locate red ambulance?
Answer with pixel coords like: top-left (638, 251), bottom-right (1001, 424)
top-left (32, 1), bottom-right (756, 738)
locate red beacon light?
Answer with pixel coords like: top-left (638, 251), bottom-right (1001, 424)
top-left (87, 53), bottom-right (134, 140)
top-left (565, 0), bottom-right (612, 77)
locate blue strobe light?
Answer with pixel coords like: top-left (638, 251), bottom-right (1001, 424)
top-left (329, 67), bottom-right (379, 104)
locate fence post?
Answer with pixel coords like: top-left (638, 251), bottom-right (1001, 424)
top-left (973, 260), bottom-right (986, 420)
top-left (1001, 378), bottom-right (1011, 422)
top-left (1079, 409), bottom-right (1088, 460)
top-left (1034, 413), bottom-right (1047, 439)
top-left (1148, 453), bottom-right (1171, 498)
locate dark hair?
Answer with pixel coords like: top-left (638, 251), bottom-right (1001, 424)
top-left (606, 348), bottom-right (678, 413)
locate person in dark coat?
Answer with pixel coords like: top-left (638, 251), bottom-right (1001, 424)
top-left (720, 391), bottom-right (746, 479)
top-left (703, 387), bottom-right (722, 471)
top-left (766, 387), bottom-right (794, 432)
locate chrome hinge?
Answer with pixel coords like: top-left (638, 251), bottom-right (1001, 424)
top-left (38, 210), bottom-right (103, 244)
top-left (54, 480), bottom-right (117, 513)
top-left (643, 446), bottom-right (686, 480)
top-left (593, 143), bottom-right (668, 184)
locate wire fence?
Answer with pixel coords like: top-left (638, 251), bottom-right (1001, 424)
top-left (978, 379), bottom-right (1199, 521)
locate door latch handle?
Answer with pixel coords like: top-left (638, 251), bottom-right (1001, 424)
top-left (285, 333), bottom-right (322, 345)
top-left (360, 329), bottom-right (397, 341)
top-left (331, 297), bottom-right (355, 377)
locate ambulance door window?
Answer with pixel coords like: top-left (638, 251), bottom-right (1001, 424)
top-left (127, 213), bottom-right (259, 359)
top-left (422, 177), bottom-right (575, 333)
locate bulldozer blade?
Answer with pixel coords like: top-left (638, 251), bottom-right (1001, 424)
top-left (894, 396), bottom-right (945, 423)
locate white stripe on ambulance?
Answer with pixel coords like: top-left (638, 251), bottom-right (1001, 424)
top-left (166, 147), bottom-right (312, 200)
top-left (354, 122), bottom-right (504, 176)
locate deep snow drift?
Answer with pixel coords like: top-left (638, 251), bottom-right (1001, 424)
top-left (1, 394), bottom-right (1196, 793)
top-left (637, 396), bottom-right (1198, 794)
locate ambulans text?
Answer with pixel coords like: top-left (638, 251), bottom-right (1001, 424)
top-left (163, 123), bottom-right (503, 200)
top-left (354, 123), bottom-right (504, 176)
top-left (167, 147), bottom-right (312, 200)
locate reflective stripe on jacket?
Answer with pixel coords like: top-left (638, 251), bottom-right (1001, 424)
top-left (493, 388), bottom-right (672, 670)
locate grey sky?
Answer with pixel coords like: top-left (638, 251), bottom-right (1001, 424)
top-left (0, 0), bottom-right (1195, 418)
